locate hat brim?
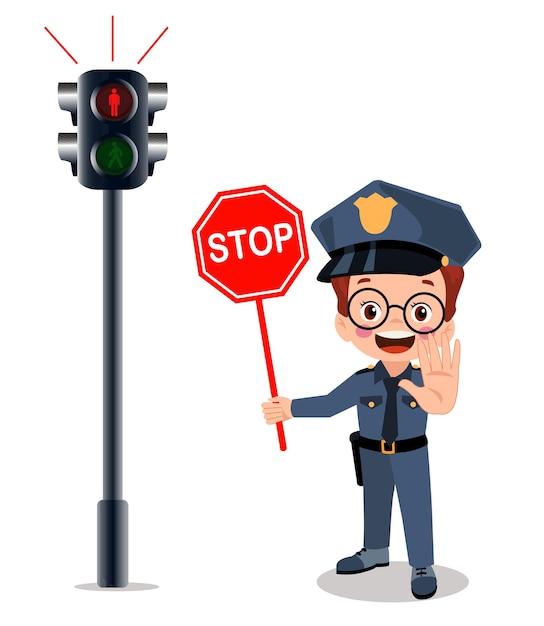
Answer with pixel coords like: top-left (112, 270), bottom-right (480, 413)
top-left (317, 241), bottom-right (446, 282)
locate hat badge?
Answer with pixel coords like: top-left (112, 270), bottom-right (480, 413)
top-left (353, 192), bottom-right (398, 234)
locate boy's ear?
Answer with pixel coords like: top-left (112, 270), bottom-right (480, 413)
top-left (335, 313), bottom-right (351, 342)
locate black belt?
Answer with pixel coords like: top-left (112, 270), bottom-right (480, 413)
top-left (356, 434), bottom-right (428, 455)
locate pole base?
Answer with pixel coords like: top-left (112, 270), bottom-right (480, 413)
top-left (97, 499), bottom-right (128, 588)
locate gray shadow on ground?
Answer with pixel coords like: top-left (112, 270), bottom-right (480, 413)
top-left (317, 562), bottom-right (468, 602)
top-left (75, 583), bottom-right (159, 591)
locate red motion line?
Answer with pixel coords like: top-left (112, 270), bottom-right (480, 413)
top-left (44, 27), bottom-right (78, 64)
top-left (137, 26), bottom-right (169, 64)
top-left (111, 16), bottom-right (115, 62)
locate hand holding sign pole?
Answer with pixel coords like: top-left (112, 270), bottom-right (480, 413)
top-left (192, 186), bottom-right (309, 451)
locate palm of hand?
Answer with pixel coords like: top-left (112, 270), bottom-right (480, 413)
top-left (399, 333), bottom-right (460, 415)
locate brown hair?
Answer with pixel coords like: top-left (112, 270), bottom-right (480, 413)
top-left (331, 266), bottom-right (464, 321)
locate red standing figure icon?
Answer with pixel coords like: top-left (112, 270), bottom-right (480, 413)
top-left (108, 88), bottom-right (121, 117)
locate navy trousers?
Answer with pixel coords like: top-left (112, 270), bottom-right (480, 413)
top-left (360, 445), bottom-right (433, 568)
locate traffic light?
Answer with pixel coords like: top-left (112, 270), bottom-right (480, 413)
top-left (56, 69), bottom-right (168, 588)
top-left (58, 69), bottom-right (167, 190)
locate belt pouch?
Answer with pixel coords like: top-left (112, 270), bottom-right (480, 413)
top-left (349, 431), bottom-right (363, 487)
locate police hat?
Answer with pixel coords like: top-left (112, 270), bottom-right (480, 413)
top-left (312, 180), bottom-right (481, 282)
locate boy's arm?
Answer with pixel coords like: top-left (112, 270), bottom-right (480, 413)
top-left (262, 374), bottom-right (359, 424)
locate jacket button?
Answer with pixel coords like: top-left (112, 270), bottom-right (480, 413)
top-left (410, 401), bottom-right (417, 408)
top-left (368, 401), bottom-right (375, 408)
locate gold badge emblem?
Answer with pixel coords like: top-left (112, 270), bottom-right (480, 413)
top-left (354, 192), bottom-right (397, 234)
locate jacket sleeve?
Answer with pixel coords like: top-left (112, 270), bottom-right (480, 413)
top-left (291, 374), bottom-right (359, 418)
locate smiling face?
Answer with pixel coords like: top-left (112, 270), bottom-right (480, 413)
top-left (335, 270), bottom-right (454, 364)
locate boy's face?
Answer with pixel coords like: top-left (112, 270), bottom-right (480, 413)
top-left (335, 268), bottom-right (454, 362)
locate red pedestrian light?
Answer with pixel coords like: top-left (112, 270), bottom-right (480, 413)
top-left (94, 82), bottom-right (135, 121)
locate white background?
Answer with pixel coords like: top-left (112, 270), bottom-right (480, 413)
top-left (1, 0), bottom-right (541, 623)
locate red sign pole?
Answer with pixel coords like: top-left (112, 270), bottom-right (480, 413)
top-left (255, 298), bottom-right (286, 451)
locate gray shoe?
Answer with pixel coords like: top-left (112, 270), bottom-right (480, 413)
top-left (336, 547), bottom-right (389, 574)
top-left (411, 566), bottom-right (437, 599)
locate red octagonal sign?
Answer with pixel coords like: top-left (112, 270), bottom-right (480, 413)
top-left (192, 185), bottom-right (309, 303)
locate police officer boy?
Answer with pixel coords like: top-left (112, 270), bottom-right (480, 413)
top-left (262, 180), bottom-right (480, 600)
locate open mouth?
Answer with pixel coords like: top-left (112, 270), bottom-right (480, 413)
top-left (375, 330), bottom-right (415, 354)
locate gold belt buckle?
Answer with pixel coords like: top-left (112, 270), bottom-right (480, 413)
top-left (381, 440), bottom-right (396, 454)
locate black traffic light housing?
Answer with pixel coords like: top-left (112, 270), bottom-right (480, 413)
top-left (58, 69), bottom-right (167, 190)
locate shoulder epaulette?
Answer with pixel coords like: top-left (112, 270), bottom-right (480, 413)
top-left (355, 364), bottom-right (375, 375)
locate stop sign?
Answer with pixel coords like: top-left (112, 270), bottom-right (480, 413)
top-left (192, 185), bottom-right (309, 303)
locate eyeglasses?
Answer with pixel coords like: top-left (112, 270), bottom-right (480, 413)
top-left (347, 288), bottom-right (445, 335)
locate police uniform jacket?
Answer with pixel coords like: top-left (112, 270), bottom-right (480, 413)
top-left (291, 361), bottom-right (425, 441)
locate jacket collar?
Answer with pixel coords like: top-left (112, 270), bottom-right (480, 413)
top-left (373, 361), bottom-right (414, 383)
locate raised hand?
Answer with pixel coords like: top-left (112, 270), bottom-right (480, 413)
top-left (398, 332), bottom-right (461, 415)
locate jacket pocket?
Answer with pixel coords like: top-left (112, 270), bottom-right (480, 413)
top-left (360, 395), bottom-right (383, 410)
top-left (401, 395), bottom-right (420, 410)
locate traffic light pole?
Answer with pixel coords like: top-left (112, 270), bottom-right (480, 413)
top-left (97, 189), bottom-right (128, 588)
